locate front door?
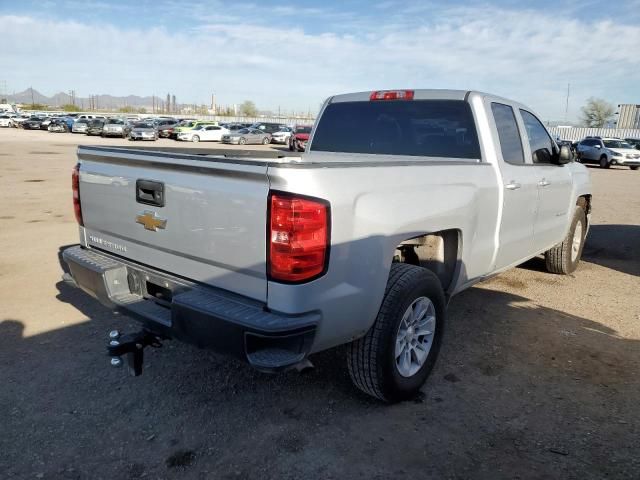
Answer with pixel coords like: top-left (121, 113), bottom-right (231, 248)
top-left (519, 109), bottom-right (574, 252)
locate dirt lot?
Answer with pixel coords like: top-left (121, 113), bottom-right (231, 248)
top-left (0, 127), bottom-right (638, 479)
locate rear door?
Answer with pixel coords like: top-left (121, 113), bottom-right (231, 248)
top-left (78, 148), bottom-right (270, 301)
top-left (205, 125), bottom-right (223, 141)
top-left (578, 139), bottom-right (596, 161)
top-left (249, 129), bottom-right (262, 144)
top-left (519, 109), bottom-right (573, 252)
top-left (490, 102), bottom-right (539, 270)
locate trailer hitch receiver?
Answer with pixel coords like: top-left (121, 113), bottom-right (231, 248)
top-left (107, 329), bottom-right (163, 376)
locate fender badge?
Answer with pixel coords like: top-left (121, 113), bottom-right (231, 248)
top-left (136, 211), bottom-right (167, 231)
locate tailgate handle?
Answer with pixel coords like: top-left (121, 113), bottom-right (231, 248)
top-left (136, 179), bottom-right (165, 207)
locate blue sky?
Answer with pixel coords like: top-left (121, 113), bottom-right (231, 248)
top-left (2, 0), bottom-right (640, 120)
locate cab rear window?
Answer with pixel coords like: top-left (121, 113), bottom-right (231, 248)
top-left (311, 100), bottom-right (480, 158)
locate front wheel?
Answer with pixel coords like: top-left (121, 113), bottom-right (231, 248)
top-left (238, 137), bottom-right (246, 145)
top-left (347, 264), bottom-right (446, 403)
top-left (262, 137), bottom-right (270, 145)
top-left (544, 206), bottom-right (587, 274)
top-left (599, 156), bottom-right (610, 169)
top-left (192, 135), bottom-right (200, 143)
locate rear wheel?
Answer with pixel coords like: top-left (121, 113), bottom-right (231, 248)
top-left (599, 156), bottom-right (610, 169)
top-left (544, 206), bottom-right (587, 274)
top-left (631, 166), bottom-right (639, 171)
top-left (192, 135), bottom-right (200, 143)
top-left (347, 263), bottom-right (445, 403)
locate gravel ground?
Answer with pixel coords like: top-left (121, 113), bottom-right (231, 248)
top-left (0, 127), bottom-right (638, 479)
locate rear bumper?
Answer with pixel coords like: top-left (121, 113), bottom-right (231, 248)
top-left (130, 134), bottom-right (156, 140)
top-left (62, 245), bottom-right (318, 371)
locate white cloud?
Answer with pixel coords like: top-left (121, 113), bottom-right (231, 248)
top-left (1, 4), bottom-right (639, 120)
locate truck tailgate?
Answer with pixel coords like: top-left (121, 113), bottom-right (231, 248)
top-left (77, 147), bottom-right (269, 302)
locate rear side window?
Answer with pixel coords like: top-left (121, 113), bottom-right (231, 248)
top-left (491, 103), bottom-right (524, 164)
top-left (311, 100), bottom-right (481, 159)
top-left (520, 110), bottom-right (554, 164)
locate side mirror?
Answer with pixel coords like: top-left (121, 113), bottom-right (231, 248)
top-left (594, 144), bottom-right (602, 149)
top-left (558, 144), bottom-right (572, 164)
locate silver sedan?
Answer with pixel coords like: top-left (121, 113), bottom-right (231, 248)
top-left (221, 128), bottom-right (271, 145)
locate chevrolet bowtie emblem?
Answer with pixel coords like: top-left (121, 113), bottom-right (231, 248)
top-left (136, 211), bottom-right (167, 231)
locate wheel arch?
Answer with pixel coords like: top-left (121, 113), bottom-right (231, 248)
top-left (394, 229), bottom-right (462, 295)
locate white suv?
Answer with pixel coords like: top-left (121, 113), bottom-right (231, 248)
top-left (577, 137), bottom-right (640, 170)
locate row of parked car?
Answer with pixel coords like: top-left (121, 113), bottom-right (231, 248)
top-left (570, 136), bottom-right (640, 170)
top-left (0, 112), bottom-right (314, 152)
top-left (170, 120), bottom-right (312, 151)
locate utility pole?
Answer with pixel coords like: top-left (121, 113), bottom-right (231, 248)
top-left (564, 83), bottom-right (570, 123)
top-left (30, 86), bottom-right (35, 108)
top-left (152, 95), bottom-right (155, 114)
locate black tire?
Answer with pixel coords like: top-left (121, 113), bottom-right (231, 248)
top-left (289, 140), bottom-right (295, 151)
top-left (239, 137), bottom-right (246, 145)
top-left (262, 137), bottom-right (270, 145)
top-left (192, 135), bottom-right (200, 143)
top-left (599, 156), bottom-right (610, 169)
top-left (347, 263), bottom-right (446, 403)
top-left (544, 206), bottom-right (587, 274)
top-left (631, 166), bottom-right (639, 171)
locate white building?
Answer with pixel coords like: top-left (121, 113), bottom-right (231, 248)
top-left (615, 104), bottom-right (640, 129)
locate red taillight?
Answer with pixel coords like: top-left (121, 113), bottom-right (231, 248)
top-left (72, 163), bottom-right (83, 226)
top-left (268, 192), bottom-right (329, 283)
top-left (369, 90), bottom-right (414, 101)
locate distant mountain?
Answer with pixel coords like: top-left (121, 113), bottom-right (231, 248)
top-left (6, 88), bottom-right (162, 110)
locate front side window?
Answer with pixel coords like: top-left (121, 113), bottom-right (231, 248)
top-left (311, 100), bottom-right (481, 158)
top-left (491, 103), bottom-right (524, 164)
top-left (520, 110), bottom-right (554, 164)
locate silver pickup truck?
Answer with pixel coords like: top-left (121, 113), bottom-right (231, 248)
top-left (62, 89), bottom-right (592, 402)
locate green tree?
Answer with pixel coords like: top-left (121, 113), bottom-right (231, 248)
top-left (118, 106), bottom-right (136, 113)
top-left (62, 104), bottom-right (81, 112)
top-left (138, 107), bottom-right (147, 114)
top-left (580, 97), bottom-right (615, 127)
top-left (29, 103), bottom-right (48, 111)
top-left (239, 100), bottom-right (258, 117)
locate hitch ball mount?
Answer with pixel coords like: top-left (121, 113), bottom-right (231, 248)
top-left (107, 329), bottom-right (164, 376)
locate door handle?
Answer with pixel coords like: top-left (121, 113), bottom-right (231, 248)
top-left (505, 181), bottom-right (521, 190)
top-left (538, 179), bottom-right (550, 187)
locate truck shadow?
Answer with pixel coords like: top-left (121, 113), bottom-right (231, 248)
top-left (581, 224), bottom-right (640, 277)
top-left (3, 270), bottom-right (638, 478)
top-left (518, 223), bottom-right (640, 277)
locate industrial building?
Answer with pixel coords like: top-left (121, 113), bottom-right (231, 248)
top-left (615, 104), bottom-right (640, 128)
